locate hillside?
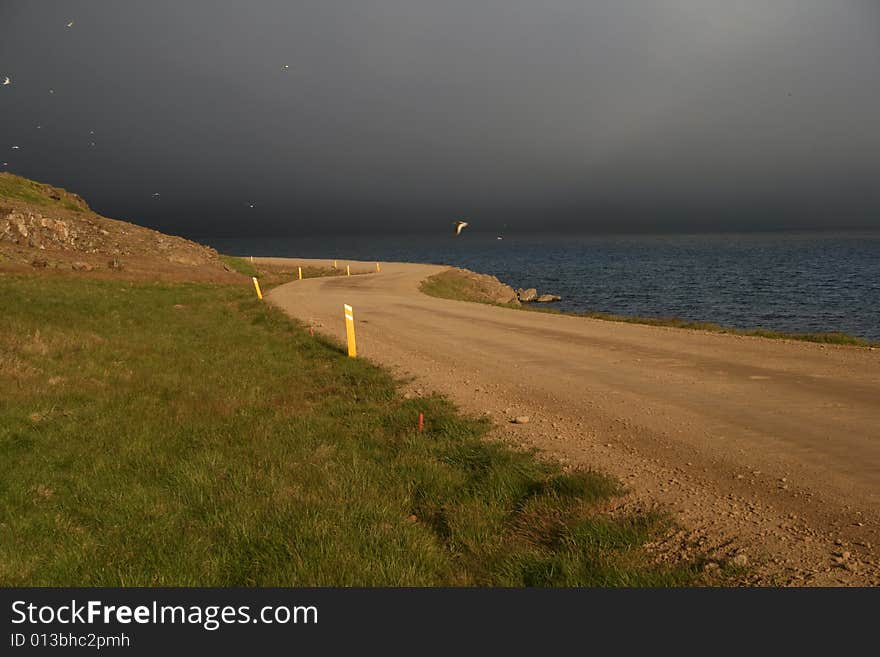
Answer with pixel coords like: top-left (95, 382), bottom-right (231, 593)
top-left (0, 173), bottom-right (238, 282)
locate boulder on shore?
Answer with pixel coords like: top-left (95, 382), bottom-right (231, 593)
top-left (536, 294), bottom-right (561, 303)
top-left (516, 288), bottom-right (538, 302)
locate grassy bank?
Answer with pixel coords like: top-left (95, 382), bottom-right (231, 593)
top-left (0, 173), bottom-right (87, 213)
top-left (0, 273), bottom-right (708, 586)
top-left (421, 269), bottom-right (876, 348)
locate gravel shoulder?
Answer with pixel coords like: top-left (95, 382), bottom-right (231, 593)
top-left (265, 257), bottom-right (880, 585)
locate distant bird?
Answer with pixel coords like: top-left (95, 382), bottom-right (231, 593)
top-left (66, 21), bottom-right (74, 28)
top-left (48, 89), bottom-right (55, 94)
top-left (497, 236), bottom-right (503, 240)
top-left (152, 192), bottom-right (161, 198)
top-left (2, 77), bottom-right (10, 86)
top-left (11, 146), bottom-right (20, 150)
top-left (454, 220), bottom-right (469, 236)
top-left (248, 202), bottom-right (255, 208)
top-left (36, 125), bottom-right (41, 129)
top-left (282, 64), bottom-right (290, 70)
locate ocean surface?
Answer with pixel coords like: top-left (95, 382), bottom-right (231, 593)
top-left (203, 231), bottom-right (880, 341)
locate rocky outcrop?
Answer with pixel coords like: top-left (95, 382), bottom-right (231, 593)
top-left (453, 268), bottom-right (521, 305)
top-left (1, 205), bottom-right (221, 268)
top-left (0, 172), bottom-right (240, 281)
top-left (423, 267), bottom-right (562, 308)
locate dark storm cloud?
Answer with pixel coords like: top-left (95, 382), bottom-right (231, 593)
top-left (1, 0), bottom-right (879, 236)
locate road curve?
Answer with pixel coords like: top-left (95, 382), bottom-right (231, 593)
top-left (265, 257), bottom-right (880, 585)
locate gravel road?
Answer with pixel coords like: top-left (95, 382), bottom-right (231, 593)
top-left (266, 257), bottom-right (880, 585)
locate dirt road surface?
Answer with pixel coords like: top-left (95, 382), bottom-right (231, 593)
top-left (265, 257), bottom-right (880, 585)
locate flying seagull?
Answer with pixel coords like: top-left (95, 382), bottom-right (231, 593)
top-left (151, 192), bottom-right (161, 198)
top-left (282, 64), bottom-right (290, 70)
top-left (11, 146), bottom-right (20, 150)
top-left (2, 77), bottom-right (10, 86)
top-left (66, 21), bottom-right (74, 28)
top-left (454, 220), bottom-right (469, 236)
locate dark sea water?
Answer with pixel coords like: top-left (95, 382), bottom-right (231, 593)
top-left (203, 231), bottom-right (880, 341)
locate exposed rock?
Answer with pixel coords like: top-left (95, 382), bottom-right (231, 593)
top-left (536, 294), bottom-right (561, 303)
top-left (517, 288), bottom-right (538, 302)
top-left (512, 416), bottom-right (530, 424)
top-left (731, 553), bottom-right (749, 567)
top-left (1, 173), bottom-right (229, 277)
top-left (447, 268), bottom-right (521, 305)
top-left (71, 261), bottom-right (93, 272)
top-left (31, 258), bottom-right (48, 268)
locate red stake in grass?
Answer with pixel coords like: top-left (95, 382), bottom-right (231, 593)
top-left (418, 413), bottom-right (424, 433)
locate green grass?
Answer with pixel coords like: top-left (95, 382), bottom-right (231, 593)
top-left (0, 274), bottom-right (710, 586)
top-left (421, 269), bottom-right (877, 348)
top-left (219, 254), bottom-right (258, 277)
top-left (219, 255), bottom-right (345, 289)
top-left (0, 173), bottom-right (87, 213)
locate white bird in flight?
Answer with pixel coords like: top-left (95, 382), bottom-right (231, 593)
top-left (454, 220), bottom-right (469, 236)
top-left (66, 21), bottom-right (74, 28)
top-left (152, 192), bottom-right (161, 198)
top-left (11, 146), bottom-right (20, 150)
top-left (2, 77), bottom-right (10, 86)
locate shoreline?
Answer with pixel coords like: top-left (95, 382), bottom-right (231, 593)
top-left (244, 255), bottom-right (878, 349)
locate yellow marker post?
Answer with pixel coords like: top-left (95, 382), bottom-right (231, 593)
top-left (333, 260), bottom-right (337, 269)
top-left (376, 262), bottom-right (381, 273)
top-left (252, 277), bottom-right (263, 300)
top-left (346, 265), bottom-right (351, 276)
top-left (298, 266), bottom-right (303, 280)
top-left (343, 304), bottom-right (357, 357)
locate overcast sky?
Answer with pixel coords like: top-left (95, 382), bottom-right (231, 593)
top-left (2, 1), bottom-right (879, 237)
